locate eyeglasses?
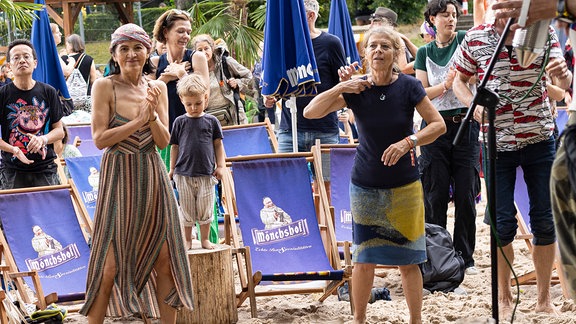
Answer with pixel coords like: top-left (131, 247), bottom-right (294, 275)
top-left (11, 54), bottom-right (34, 62)
top-left (419, 33), bottom-right (424, 38)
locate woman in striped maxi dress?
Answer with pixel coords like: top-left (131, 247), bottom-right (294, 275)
top-left (79, 24), bottom-right (194, 324)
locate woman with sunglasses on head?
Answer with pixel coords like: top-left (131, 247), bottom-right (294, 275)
top-left (79, 24), bottom-right (194, 323)
top-left (150, 9), bottom-right (209, 169)
top-left (414, 0), bottom-right (481, 278)
top-left (304, 26), bottom-right (445, 324)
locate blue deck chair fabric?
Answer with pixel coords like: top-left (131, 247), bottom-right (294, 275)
top-left (329, 148), bottom-right (355, 244)
top-left (0, 188), bottom-right (91, 302)
top-left (514, 167), bottom-right (532, 233)
top-left (65, 156), bottom-right (102, 220)
top-left (223, 126), bottom-right (274, 157)
top-left (66, 124), bottom-right (92, 143)
top-left (232, 157), bottom-right (343, 284)
top-left (557, 108), bottom-right (569, 135)
top-left (76, 140), bottom-right (103, 157)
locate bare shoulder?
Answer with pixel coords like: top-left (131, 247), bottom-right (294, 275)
top-left (150, 55), bottom-right (160, 66)
top-left (148, 79), bottom-right (167, 91)
top-left (92, 77), bottom-right (113, 93)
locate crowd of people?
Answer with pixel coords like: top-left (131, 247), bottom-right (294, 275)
top-left (1, 0), bottom-right (576, 323)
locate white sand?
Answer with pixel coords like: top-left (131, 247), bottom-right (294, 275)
top-left (62, 196), bottom-right (576, 323)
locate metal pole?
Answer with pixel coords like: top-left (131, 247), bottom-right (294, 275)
top-left (78, 7), bottom-right (85, 41)
top-left (136, 2), bottom-right (143, 27)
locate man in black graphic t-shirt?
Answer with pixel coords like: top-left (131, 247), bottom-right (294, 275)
top-left (0, 39), bottom-right (64, 189)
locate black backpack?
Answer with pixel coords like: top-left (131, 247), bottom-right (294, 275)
top-left (419, 223), bottom-right (465, 293)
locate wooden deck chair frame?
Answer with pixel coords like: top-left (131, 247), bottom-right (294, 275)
top-left (0, 288), bottom-right (7, 324)
top-left (0, 184), bottom-right (93, 309)
top-left (512, 168), bottom-right (569, 297)
top-left (221, 152), bottom-right (352, 317)
top-left (221, 118), bottom-right (278, 158)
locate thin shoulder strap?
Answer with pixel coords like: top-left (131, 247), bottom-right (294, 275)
top-left (74, 53), bottom-right (86, 69)
top-left (111, 78), bottom-right (117, 115)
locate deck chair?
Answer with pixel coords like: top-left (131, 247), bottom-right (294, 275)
top-left (62, 155), bottom-right (103, 221)
top-left (221, 153), bottom-right (352, 317)
top-left (219, 119), bottom-right (278, 234)
top-left (66, 123), bottom-right (103, 157)
top-left (513, 167), bottom-right (569, 297)
top-left (222, 118), bottom-right (278, 158)
top-left (0, 184), bottom-right (92, 309)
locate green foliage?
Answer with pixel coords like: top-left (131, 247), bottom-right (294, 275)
top-left (189, 1), bottom-right (264, 67)
top-left (352, 0), bottom-right (427, 25)
top-left (0, 0), bottom-right (41, 30)
top-left (75, 13), bottom-right (121, 42)
top-left (73, 7), bottom-right (168, 42)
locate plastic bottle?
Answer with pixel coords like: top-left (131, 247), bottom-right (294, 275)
top-left (462, 0), bottom-right (469, 15)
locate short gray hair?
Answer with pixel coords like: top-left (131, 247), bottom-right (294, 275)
top-left (303, 0), bottom-right (319, 14)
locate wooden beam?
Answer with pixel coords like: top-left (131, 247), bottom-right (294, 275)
top-left (13, 0), bottom-right (140, 37)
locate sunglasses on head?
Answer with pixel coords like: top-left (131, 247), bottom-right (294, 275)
top-left (163, 9), bottom-right (190, 27)
top-left (169, 9), bottom-right (190, 17)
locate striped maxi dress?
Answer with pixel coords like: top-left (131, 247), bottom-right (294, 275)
top-left (79, 112), bottom-right (194, 318)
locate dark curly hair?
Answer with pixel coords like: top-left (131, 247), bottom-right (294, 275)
top-left (424, 0), bottom-right (462, 27)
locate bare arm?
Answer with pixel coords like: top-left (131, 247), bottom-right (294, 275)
top-left (147, 80), bottom-right (171, 149)
top-left (192, 50), bottom-right (210, 88)
top-left (60, 56), bottom-right (74, 77)
top-left (415, 69), bottom-right (453, 99)
top-left (547, 81), bottom-right (566, 101)
top-left (169, 144), bottom-right (179, 179)
top-left (213, 138), bottom-right (226, 180)
top-left (303, 78), bottom-right (372, 119)
top-left (474, 0), bottom-right (486, 25)
top-left (453, 71), bottom-right (475, 108)
top-left (89, 61), bottom-right (102, 84)
top-left (400, 35), bottom-right (418, 57)
top-left (492, 0), bottom-right (558, 29)
top-left (546, 58), bottom-right (573, 90)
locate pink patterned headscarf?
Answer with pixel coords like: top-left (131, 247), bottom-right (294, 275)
top-left (110, 23), bottom-right (152, 51)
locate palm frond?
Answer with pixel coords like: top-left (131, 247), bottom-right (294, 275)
top-left (0, 0), bottom-right (41, 30)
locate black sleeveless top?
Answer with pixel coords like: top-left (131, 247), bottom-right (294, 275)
top-left (155, 49), bottom-right (195, 131)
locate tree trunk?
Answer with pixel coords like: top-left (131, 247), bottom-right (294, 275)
top-left (177, 244), bottom-right (238, 324)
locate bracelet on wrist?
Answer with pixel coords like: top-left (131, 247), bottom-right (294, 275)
top-left (404, 136), bottom-right (414, 149)
top-left (149, 114), bottom-right (158, 123)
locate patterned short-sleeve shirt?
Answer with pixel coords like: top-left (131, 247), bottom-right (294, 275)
top-left (455, 24), bottom-right (563, 152)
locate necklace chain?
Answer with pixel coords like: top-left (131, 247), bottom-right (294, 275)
top-left (436, 34), bottom-right (455, 47)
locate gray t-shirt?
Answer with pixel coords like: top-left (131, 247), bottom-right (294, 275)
top-left (170, 114), bottom-right (223, 177)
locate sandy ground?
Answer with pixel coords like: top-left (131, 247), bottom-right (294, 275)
top-left (57, 188), bottom-right (576, 324)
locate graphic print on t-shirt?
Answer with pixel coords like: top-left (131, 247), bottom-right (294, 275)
top-left (7, 97), bottom-right (49, 159)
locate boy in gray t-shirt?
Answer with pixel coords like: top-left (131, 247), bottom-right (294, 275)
top-left (169, 74), bottom-right (225, 250)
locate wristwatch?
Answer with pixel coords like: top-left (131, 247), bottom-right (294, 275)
top-left (409, 135), bottom-right (418, 147)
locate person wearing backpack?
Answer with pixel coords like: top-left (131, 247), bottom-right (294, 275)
top-left (62, 34), bottom-right (101, 111)
top-left (62, 34), bottom-right (101, 94)
top-left (192, 34), bottom-right (253, 126)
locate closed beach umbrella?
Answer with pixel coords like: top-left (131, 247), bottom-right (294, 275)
top-left (328, 0), bottom-right (361, 66)
top-left (31, 0), bottom-right (73, 113)
top-left (261, 0), bottom-right (320, 152)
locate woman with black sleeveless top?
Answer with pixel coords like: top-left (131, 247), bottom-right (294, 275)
top-left (150, 9), bottom-right (209, 170)
top-left (62, 34), bottom-right (101, 95)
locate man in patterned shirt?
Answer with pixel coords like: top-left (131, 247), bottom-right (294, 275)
top-left (452, 2), bottom-right (572, 319)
